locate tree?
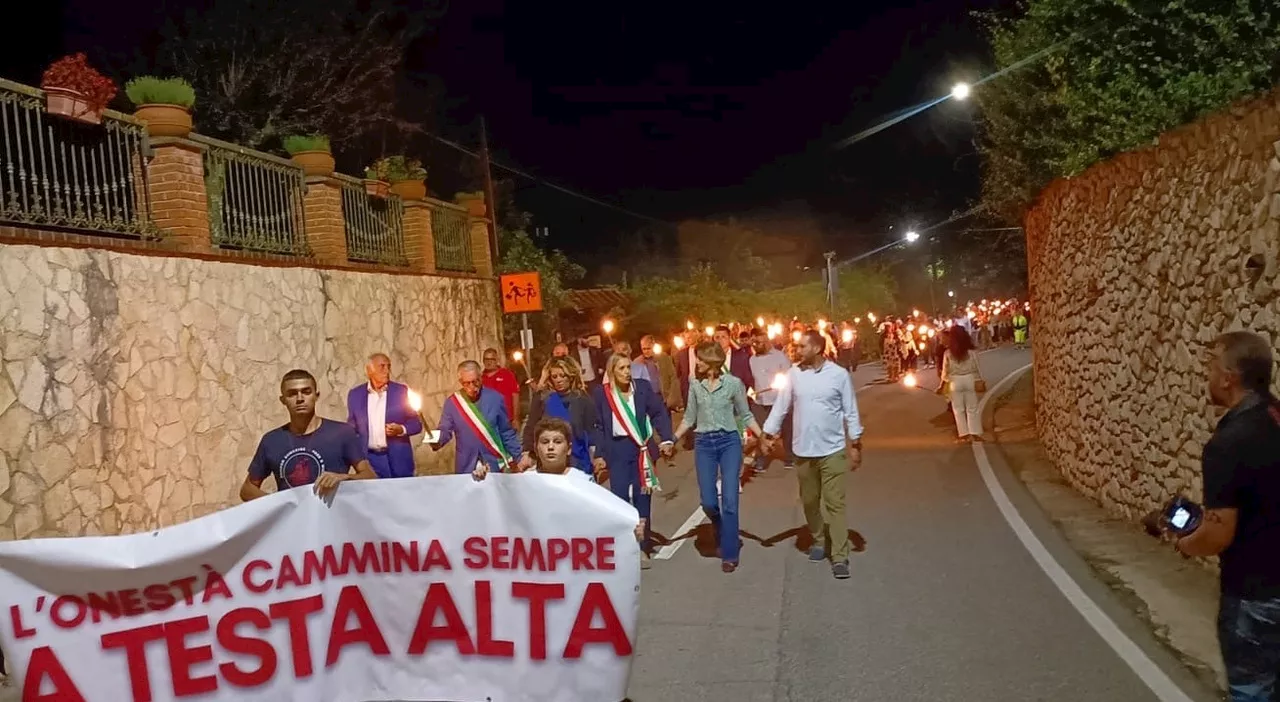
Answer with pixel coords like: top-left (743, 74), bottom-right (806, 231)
top-left (154, 0), bottom-right (434, 150)
top-left (975, 0), bottom-right (1280, 223)
top-left (497, 210), bottom-right (586, 350)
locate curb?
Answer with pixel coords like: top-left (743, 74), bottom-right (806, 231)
top-left (974, 365), bottom-right (1219, 702)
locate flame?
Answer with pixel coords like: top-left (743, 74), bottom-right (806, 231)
top-left (756, 316), bottom-right (765, 327)
top-left (791, 330), bottom-right (802, 343)
top-left (771, 372), bottom-right (788, 390)
top-left (902, 373), bottom-right (917, 388)
top-left (673, 336), bottom-right (685, 350)
top-left (817, 319), bottom-right (828, 330)
top-left (686, 320), bottom-right (695, 330)
top-left (704, 325), bottom-right (715, 337)
top-left (407, 390), bottom-right (423, 412)
top-left (854, 317), bottom-right (861, 324)
top-left (602, 319), bottom-right (615, 334)
top-left (653, 343), bottom-right (663, 355)
top-left (842, 329), bottom-right (854, 343)
top-left (511, 350), bottom-right (524, 362)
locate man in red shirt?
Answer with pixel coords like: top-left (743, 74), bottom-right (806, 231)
top-left (482, 347), bottom-right (521, 428)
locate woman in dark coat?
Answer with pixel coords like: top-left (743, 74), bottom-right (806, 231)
top-left (592, 353), bottom-right (674, 568)
top-left (521, 357), bottom-right (604, 479)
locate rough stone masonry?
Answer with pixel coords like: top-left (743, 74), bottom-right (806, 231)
top-left (0, 243), bottom-right (500, 539)
top-left (1025, 90), bottom-right (1280, 522)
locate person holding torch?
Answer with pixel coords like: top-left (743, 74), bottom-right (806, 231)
top-left (749, 327), bottom-right (793, 473)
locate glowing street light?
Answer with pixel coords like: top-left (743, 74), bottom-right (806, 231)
top-left (951, 82), bottom-right (971, 100)
top-left (948, 290), bottom-right (955, 298)
top-left (905, 231), bottom-right (920, 243)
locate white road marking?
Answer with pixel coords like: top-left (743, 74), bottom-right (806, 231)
top-left (973, 363), bottom-right (1196, 702)
top-left (654, 507), bottom-right (708, 560)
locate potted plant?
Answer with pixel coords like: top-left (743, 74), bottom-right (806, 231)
top-left (283, 134), bottom-right (335, 177)
top-left (455, 190), bottom-right (487, 217)
top-left (363, 162), bottom-right (391, 199)
top-left (40, 53), bottom-right (117, 125)
top-left (124, 76), bottom-right (195, 138)
top-left (378, 156), bottom-right (428, 200)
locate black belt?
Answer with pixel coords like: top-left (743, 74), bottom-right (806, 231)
top-left (367, 447), bottom-right (389, 454)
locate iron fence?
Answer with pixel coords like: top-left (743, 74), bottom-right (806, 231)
top-left (335, 174), bottom-right (407, 266)
top-left (431, 201), bottom-right (473, 272)
top-left (0, 79), bottom-right (157, 238)
top-left (193, 133), bottom-right (309, 256)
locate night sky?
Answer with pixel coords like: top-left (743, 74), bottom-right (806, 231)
top-left (3, 0), bottom-right (1014, 280)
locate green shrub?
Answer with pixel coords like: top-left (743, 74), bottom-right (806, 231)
top-left (282, 134), bottom-right (331, 154)
top-left (124, 76), bottom-right (196, 108)
top-left (369, 155), bottom-right (426, 182)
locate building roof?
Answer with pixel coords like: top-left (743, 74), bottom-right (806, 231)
top-left (563, 287), bottom-right (629, 312)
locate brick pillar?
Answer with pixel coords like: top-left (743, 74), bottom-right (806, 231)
top-left (147, 138), bottom-right (211, 252)
top-left (302, 176), bottom-right (347, 265)
top-left (402, 201), bottom-right (435, 272)
top-left (468, 217), bottom-right (494, 278)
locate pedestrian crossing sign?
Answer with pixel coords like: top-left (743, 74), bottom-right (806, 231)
top-left (500, 272), bottom-right (543, 313)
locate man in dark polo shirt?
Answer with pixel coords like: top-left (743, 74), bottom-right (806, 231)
top-left (1176, 331), bottom-right (1280, 702)
top-left (240, 369), bottom-right (377, 501)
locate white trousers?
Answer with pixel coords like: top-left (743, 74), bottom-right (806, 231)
top-left (950, 374), bottom-right (981, 437)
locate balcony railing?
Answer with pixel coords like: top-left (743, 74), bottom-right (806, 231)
top-left (0, 79), bottom-right (157, 238)
top-left (431, 200), bottom-right (473, 272)
top-left (335, 174), bottom-right (407, 267)
top-left (194, 133), bottom-right (309, 256)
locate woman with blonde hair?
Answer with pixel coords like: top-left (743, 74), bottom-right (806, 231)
top-left (592, 352), bottom-right (675, 568)
top-left (672, 342), bottom-right (763, 573)
top-left (522, 356), bottom-right (604, 478)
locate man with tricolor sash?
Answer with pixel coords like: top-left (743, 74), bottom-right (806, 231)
top-left (592, 353), bottom-right (675, 568)
top-left (431, 360), bottom-right (523, 474)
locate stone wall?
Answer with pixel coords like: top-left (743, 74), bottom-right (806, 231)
top-left (0, 243), bottom-right (500, 539)
top-left (1025, 91), bottom-right (1280, 520)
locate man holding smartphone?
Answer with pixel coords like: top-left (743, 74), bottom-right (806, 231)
top-left (1174, 331), bottom-right (1280, 702)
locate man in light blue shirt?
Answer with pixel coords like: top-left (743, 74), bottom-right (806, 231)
top-left (762, 329), bottom-right (864, 579)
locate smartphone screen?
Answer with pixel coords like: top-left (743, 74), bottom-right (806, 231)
top-left (1170, 508), bottom-right (1191, 530)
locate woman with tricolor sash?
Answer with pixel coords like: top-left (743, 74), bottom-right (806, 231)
top-left (591, 353), bottom-right (675, 568)
top-left (672, 342), bottom-right (763, 574)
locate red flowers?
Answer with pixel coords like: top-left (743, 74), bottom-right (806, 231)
top-left (41, 54), bottom-right (118, 112)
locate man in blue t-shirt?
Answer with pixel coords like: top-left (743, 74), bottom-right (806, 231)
top-left (240, 369), bottom-right (377, 501)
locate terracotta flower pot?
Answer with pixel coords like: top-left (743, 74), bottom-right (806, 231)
top-left (457, 196), bottom-right (486, 218)
top-left (291, 151), bottom-right (336, 177)
top-left (389, 179), bottom-right (426, 201)
top-left (45, 87), bottom-right (101, 125)
top-left (134, 104), bottom-right (193, 138)
top-left (365, 179), bottom-right (390, 199)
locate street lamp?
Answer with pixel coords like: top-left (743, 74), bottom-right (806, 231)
top-left (951, 82), bottom-right (971, 100)
top-left (905, 230), bottom-right (920, 243)
top-left (948, 290), bottom-right (955, 298)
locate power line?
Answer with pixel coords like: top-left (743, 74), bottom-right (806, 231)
top-left (407, 124), bottom-right (673, 228)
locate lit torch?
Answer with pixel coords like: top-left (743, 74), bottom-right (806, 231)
top-left (842, 328), bottom-right (854, 344)
top-left (756, 316), bottom-right (765, 327)
top-left (408, 389), bottom-right (437, 443)
top-left (771, 372), bottom-right (788, 391)
top-left (791, 330), bottom-right (802, 343)
top-left (902, 373), bottom-right (918, 388)
top-left (686, 320), bottom-right (695, 330)
top-left (673, 335), bottom-right (685, 350)
top-left (653, 342), bottom-right (663, 355)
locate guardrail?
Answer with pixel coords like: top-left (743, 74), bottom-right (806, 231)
top-left (431, 200), bottom-right (473, 272)
top-left (192, 133), bottom-right (309, 256)
top-left (0, 78), bottom-right (157, 238)
top-left (335, 174), bottom-right (407, 266)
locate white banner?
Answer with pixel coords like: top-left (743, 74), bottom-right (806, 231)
top-left (0, 474), bottom-right (641, 702)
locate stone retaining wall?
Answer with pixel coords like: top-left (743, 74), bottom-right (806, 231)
top-left (0, 243), bottom-right (499, 539)
top-left (1025, 90), bottom-right (1280, 519)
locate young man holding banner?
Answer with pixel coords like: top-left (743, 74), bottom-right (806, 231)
top-left (432, 360), bottom-right (523, 473)
top-left (240, 369), bottom-right (377, 501)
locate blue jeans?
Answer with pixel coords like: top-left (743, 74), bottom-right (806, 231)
top-left (694, 430), bottom-right (743, 563)
top-left (1219, 595), bottom-right (1280, 702)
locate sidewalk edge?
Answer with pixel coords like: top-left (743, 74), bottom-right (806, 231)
top-left (975, 364), bottom-right (1219, 702)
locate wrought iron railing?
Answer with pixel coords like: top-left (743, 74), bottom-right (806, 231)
top-left (335, 174), bottom-right (407, 266)
top-left (192, 133), bottom-right (309, 256)
top-left (0, 79), bottom-right (157, 238)
top-left (431, 200), bottom-right (473, 272)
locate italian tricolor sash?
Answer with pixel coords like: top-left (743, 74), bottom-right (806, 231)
top-left (605, 383), bottom-right (661, 491)
top-left (449, 392), bottom-right (512, 465)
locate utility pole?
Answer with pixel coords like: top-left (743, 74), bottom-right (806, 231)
top-left (926, 236), bottom-right (939, 318)
top-left (478, 116), bottom-right (501, 263)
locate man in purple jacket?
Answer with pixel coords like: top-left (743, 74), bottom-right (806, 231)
top-left (346, 353), bottom-right (422, 478)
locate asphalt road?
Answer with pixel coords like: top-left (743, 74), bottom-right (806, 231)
top-left (626, 348), bottom-right (1181, 702)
